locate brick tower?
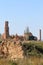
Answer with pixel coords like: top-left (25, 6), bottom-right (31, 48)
top-left (4, 21), bottom-right (9, 39)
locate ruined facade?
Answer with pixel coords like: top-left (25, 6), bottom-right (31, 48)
top-left (24, 27), bottom-right (37, 41)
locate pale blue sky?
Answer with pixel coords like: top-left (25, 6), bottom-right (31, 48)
top-left (0, 0), bottom-right (43, 39)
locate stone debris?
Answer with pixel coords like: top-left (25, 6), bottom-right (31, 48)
top-left (0, 40), bottom-right (24, 60)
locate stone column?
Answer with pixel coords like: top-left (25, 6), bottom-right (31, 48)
top-left (39, 29), bottom-right (41, 41)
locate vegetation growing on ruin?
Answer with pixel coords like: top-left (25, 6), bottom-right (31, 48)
top-left (22, 41), bottom-right (43, 57)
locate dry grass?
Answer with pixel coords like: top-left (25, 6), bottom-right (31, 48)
top-left (16, 56), bottom-right (43, 65)
top-left (0, 57), bottom-right (43, 65)
top-left (0, 58), bottom-right (17, 65)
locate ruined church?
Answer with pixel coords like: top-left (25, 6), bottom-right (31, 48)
top-left (2, 21), bottom-right (38, 41)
